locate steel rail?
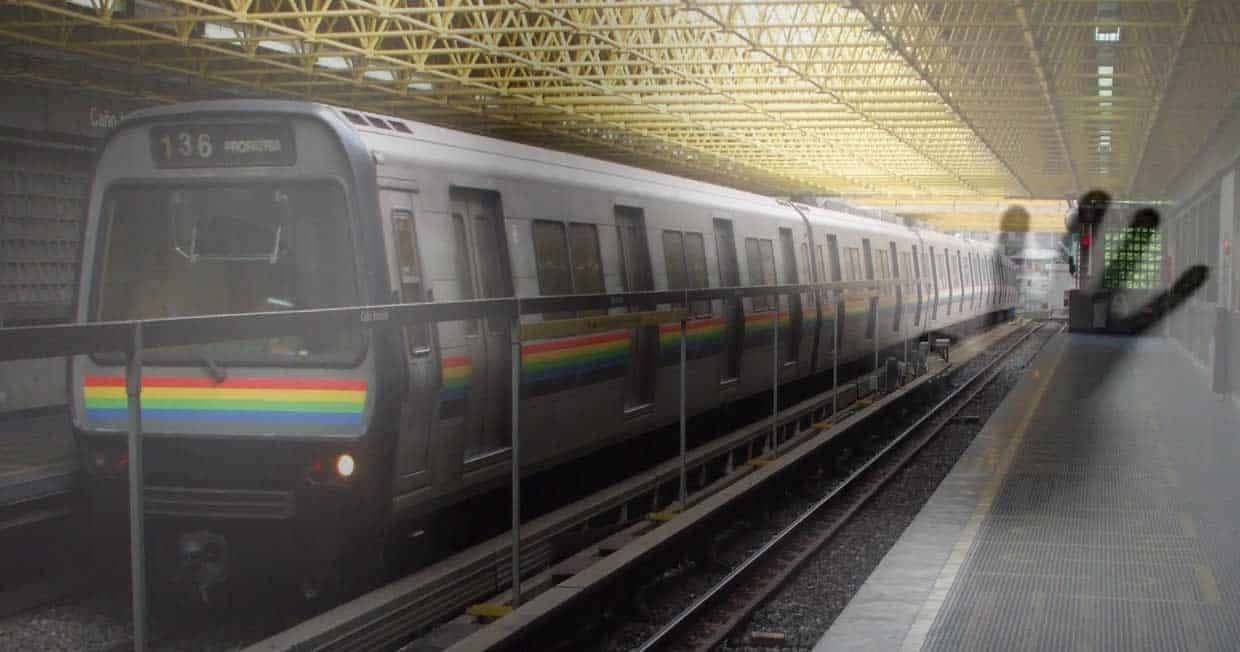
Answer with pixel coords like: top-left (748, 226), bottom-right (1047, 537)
top-left (635, 320), bottom-right (1053, 652)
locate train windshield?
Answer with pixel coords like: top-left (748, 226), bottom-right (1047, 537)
top-left (92, 181), bottom-right (362, 365)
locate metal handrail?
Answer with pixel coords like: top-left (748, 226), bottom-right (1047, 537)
top-left (0, 278), bottom-right (951, 362)
top-left (0, 275), bottom-right (1000, 652)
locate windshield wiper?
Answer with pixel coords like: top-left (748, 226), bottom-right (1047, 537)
top-left (199, 352), bottom-right (228, 384)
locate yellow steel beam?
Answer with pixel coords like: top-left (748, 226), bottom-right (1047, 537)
top-left (1, 0), bottom-right (1237, 206)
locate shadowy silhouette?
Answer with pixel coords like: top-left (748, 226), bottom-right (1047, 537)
top-left (1066, 190), bottom-right (1207, 335)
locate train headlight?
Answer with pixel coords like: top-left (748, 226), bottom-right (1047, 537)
top-left (335, 453), bottom-right (356, 479)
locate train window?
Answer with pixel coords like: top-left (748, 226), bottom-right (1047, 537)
top-left (617, 205), bottom-right (657, 409)
top-left (684, 232), bottom-right (710, 315)
top-left (617, 206), bottom-right (654, 293)
top-left (390, 121), bottom-right (412, 134)
top-left (341, 110), bottom-right (367, 126)
top-left (825, 234), bottom-right (842, 282)
top-left (956, 251), bottom-right (965, 310)
top-left (875, 249), bottom-right (890, 295)
top-left (861, 239), bottom-right (875, 280)
top-left (663, 230), bottom-right (688, 291)
top-left (570, 223), bottom-right (605, 296)
top-left (95, 182), bottom-right (361, 364)
top-left (391, 209), bottom-right (429, 349)
top-left (532, 219), bottom-right (574, 299)
top-left (745, 237), bottom-right (776, 310)
top-left (451, 214), bottom-right (478, 334)
top-left (714, 218), bottom-right (743, 383)
top-left (760, 240), bottom-right (777, 302)
top-left (366, 115), bottom-right (390, 129)
top-left (841, 248), bottom-right (855, 282)
top-left (664, 231), bottom-right (710, 315)
top-left (911, 245), bottom-right (922, 326)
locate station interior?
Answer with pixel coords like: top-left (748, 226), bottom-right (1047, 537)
top-left (3, 1), bottom-right (1240, 651)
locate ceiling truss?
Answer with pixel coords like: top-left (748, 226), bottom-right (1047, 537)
top-left (1, 0), bottom-right (1238, 230)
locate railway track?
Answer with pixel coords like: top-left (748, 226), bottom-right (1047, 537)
top-left (633, 320), bottom-right (1056, 652)
top-left (248, 321), bottom-right (1024, 652)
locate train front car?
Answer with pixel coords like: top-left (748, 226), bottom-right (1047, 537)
top-left (71, 102), bottom-right (390, 601)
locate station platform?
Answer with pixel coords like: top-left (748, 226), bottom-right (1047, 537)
top-left (818, 331), bottom-right (1240, 651)
top-left (0, 408), bottom-right (76, 520)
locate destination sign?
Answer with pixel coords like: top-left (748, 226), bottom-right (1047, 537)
top-left (150, 123), bottom-right (296, 168)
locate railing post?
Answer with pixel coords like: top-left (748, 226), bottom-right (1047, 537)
top-left (678, 290), bottom-right (688, 509)
top-left (510, 300), bottom-right (522, 608)
top-left (125, 322), bottom-right (147, 652)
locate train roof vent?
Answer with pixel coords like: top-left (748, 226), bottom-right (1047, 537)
top-left (341, 111), bottom-right (367, 126)
top-left (389, 120), bottom-right (412, 134)
top-left (365, 115), bottom-right (391, 129)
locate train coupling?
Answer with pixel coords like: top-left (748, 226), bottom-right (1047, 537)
top-left (175, 530), bottom-right (230, 605)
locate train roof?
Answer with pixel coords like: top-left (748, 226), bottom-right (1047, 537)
top-left (117, 99), bottom-right (1002, 256)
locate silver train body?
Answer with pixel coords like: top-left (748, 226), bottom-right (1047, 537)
top-left (70, 100), bottom-right (1018, 581)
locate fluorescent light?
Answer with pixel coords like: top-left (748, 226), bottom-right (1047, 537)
top-left (203, 22), bottom-right (240, 40)
top-left (258, 39), bottom-right (296, 54)
top-left (1099, 89), bottom-right (1113, 97)
top-left (363, 70), bottom-right (395, 81)
top-left (407, 82), bottom-right (434, 91)
top-left (316, 56), bottom-right (349, 70)
top-left (1099, 77), bottom-right (1113, 87)
top-left (1094, 27), bottom-right (1121, 42)
top-left (1098, 65), bottom-right (1114, 75)
top-left (65, 0), bottom-right (96, 8)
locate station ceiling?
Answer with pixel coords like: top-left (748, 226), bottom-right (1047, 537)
top-left (2, 0), bottom-right (1235, 232)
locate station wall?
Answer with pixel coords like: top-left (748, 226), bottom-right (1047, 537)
top-left (1160, 101), bottom-right (1240, 397)
top-left (0, 81), bottom-right (153, 411)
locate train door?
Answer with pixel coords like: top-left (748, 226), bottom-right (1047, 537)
top-left (449, 187), bottom-right (513, 462)
top-left (616, 205), bottom-right (657, 410)
top-left (956, 251), bottom-right (965, 313)
top-left (779, 227), bottom-right (801, 363)
top-left (383, 189), bottom-right (436, 493)
top-left (943, 249), bottom-right (953, 316)
top-left (714, 218), bottom-right (743, 384)
top-left (824, 235), bottom-right (844, 355)
top-left (861, 239), bottom-right (876, 340)
top-left (912, 245), bottom-right (923, 327)
top-left (929, 246), bottom-right (940, 321)
top-left (889, 242), bottom-right (902, 332)
top-left (800, 241), bottom-right (819, 371)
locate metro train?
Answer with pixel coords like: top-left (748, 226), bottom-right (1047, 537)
top-left (72, 100), bottom-right (1018, 597)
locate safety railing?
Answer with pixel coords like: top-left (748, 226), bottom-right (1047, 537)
top-left (0, 278), bottom-right (922, 652)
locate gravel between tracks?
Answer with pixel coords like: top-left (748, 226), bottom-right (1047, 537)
top-left (583, 323), bottom-right (1055, 652)
top-left (0, 582), bottom-right (305, 652)
top-left (723, 325), bottom-right (1056, 651)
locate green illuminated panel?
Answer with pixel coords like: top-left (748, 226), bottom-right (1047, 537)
top-left (1102, 227), bottom-right (1162, 290)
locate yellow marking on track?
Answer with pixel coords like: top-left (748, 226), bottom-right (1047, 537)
top-left (747, 457), bottom-right (773, 468)
top-left (465, 603), bottom-right (512, 618)
top-left (812, 421), bottom-right (833, 430)
top-left (647, 510), bottom-right (679, 523)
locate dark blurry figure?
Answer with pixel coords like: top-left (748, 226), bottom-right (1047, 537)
top-left (999, 204), bottom-right (1032, 259)
top-left (1066, 189), bottom-right (1208, 335)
